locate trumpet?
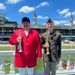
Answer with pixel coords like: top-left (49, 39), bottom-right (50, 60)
top-left (45, 36), bottom-right (50, 54)
top-left (18, 29), bottom-right (23, 52)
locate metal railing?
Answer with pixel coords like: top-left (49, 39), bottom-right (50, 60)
top-left (0, 46), bottom-right (75, 75)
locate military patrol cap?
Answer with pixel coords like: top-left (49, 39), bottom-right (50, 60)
top-left (22, 17), bottom-right (30, 23)
top-left (46, 18), bottom-right (54, 23)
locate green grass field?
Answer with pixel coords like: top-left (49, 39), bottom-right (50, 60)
top-left (0, 45), bottom-right (75, 74)
top-left (0, 45), bottom-right (75, 51)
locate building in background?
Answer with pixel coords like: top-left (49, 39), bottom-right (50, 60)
top-left (0, 13), bottom-right (18, 44)
top-left (32, 12), bottom-right (75, 41)
top-left (18, 11), bottom-right (75, 42)
top-left (0, 11), bottom-right (75, 43)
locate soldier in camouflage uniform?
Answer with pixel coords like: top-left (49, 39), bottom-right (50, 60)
top-left (41, 18), bottom-right (61, 75)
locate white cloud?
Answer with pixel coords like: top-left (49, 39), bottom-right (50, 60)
top-left (0, 3), bottom-right (6, 10)
top-left (36, 2), bottom-right (49, 8)
top-left (37, 15), bottom-right (48, 19)
top-left (58, 8), bottom-right (69, 14)
top-left (37, 16), bottom-right (42, 19)
top-left (54, 20), bottom-right (69, 25)
top-left (72, 11), bottom-right (75, 15)
top-left (5, 17), bottom-right (9, 20)
top-left (7, 0), bottom-right (22, 4)
top-left (64, 12), bottom-right (71, 18)
top-left (64, 11), bottom-right (75, 18)
top-left (19, 6), bottom-right (35, 13)
top-left (73, 21), bottom-right (75, 24)
top-left (57, 8), bottom-right (75, 18)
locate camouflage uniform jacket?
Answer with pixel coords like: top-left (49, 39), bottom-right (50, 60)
top-left (41, 30), bottom-right (61, 62)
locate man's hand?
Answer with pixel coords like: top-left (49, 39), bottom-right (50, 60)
top-left (43, 43), bottom-right (49, 47)
top-left (58, 58), bottom-right (60, 64)
top-left (17, 36), bottom-right (22, 42)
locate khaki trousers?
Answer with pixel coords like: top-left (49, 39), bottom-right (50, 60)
top-left (43, 62), bottom-right (57, 75)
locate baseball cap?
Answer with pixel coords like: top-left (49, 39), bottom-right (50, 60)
top-left (22, 17), bottom-right (30, 23)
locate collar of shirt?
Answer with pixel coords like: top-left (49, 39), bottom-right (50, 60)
top-left (25, 30), bottom-right (29, 36)
top-left (48, 30), bottom-right (54, 35)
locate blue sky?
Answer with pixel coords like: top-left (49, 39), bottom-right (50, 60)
top-left (0, 0), bottom-right (75, 26)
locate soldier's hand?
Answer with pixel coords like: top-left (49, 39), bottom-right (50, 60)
top-left (17, 36), bottom-right (22, 43)
top-left (43, 43), bottom-right (49, 47)
top-left (58, 58), bottom-right (60, 64)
